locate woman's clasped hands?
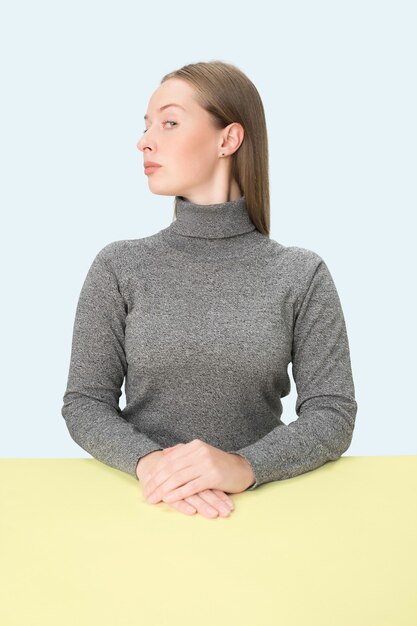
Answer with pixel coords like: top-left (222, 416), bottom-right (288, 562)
top-left (137, 439), bottom-right (255, 519)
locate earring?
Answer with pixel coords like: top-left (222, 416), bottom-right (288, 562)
top-left (221, 152), bottom-right (225, 156)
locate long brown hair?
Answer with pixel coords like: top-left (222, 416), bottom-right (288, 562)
top-left (160, 61), bottom-right (270, 236)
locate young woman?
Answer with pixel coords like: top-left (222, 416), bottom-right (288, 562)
top-left (62, 61), bottom-right (357, 520)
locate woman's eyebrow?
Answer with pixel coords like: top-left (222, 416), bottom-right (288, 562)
top-left (144, 103), bottom-right (186, 120)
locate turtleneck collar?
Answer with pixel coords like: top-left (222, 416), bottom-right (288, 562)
top-left (170, 194), bottom-right (256, 239)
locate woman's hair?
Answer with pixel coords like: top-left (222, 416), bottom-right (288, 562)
top-left (160, 60), bottom-right (270, 236)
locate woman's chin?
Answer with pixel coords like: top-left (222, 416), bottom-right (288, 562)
top-left (147, 180), bottom-right (180, 197)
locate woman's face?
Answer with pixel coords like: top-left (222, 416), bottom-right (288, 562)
top-left (137, 78), bottom-right (241, 200)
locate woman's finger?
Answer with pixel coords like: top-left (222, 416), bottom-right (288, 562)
top-left (168, 499), bottom-right (196, 515)
top-left (211, 489), bottom-right (235, 510)
top-left (183, 493), bottom-right (218, 518)
top-left (195, 490), bottom-right (232, 516)
top-left (164, 490), bottom-right (234, 518)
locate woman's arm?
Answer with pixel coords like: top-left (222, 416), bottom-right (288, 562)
top-left (61, 244), bottom-right (163, 478)
top-left (228, 254), bottom-right (358, 490)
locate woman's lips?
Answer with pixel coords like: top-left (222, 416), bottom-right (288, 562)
top-left (144, 165), bottom-right (162, 175)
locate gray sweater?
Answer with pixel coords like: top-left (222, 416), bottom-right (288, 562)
top-left (61, 194), bottom-right (357, 490)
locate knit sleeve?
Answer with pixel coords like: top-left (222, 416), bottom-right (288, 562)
top-left (61, 245), bottom-right (163, 479)
top-left (228, 254), bottom-right (358, 490)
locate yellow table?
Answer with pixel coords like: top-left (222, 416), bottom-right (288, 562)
top-left (1, 456), bottom-right (416, 626)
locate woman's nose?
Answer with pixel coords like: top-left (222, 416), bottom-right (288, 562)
top-left (137, 135), bottom-right (153, 152)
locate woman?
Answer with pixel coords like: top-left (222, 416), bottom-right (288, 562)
top-left (61, 61), bottom-right (358, 520)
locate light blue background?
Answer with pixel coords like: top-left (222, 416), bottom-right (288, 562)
top-left (1, 0), bottom-right (415, 459)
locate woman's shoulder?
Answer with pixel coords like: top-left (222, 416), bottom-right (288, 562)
top-left (266, 236), bottom-right (325, 274)
top-left (92, 234), bottom-right (160, 276)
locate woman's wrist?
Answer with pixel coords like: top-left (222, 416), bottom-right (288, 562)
top-left (136, 450), bottom-right (162, 480)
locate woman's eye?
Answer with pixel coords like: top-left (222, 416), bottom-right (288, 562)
top-left (143, 121), bottom-right (177, 134)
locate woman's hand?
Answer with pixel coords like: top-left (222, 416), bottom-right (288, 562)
top-left (161, 445), bottom-right (235, 517)
top-left (136, 445), bottom-right (235, 518)
top-left (142, 439), bottom-right (255, 505)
